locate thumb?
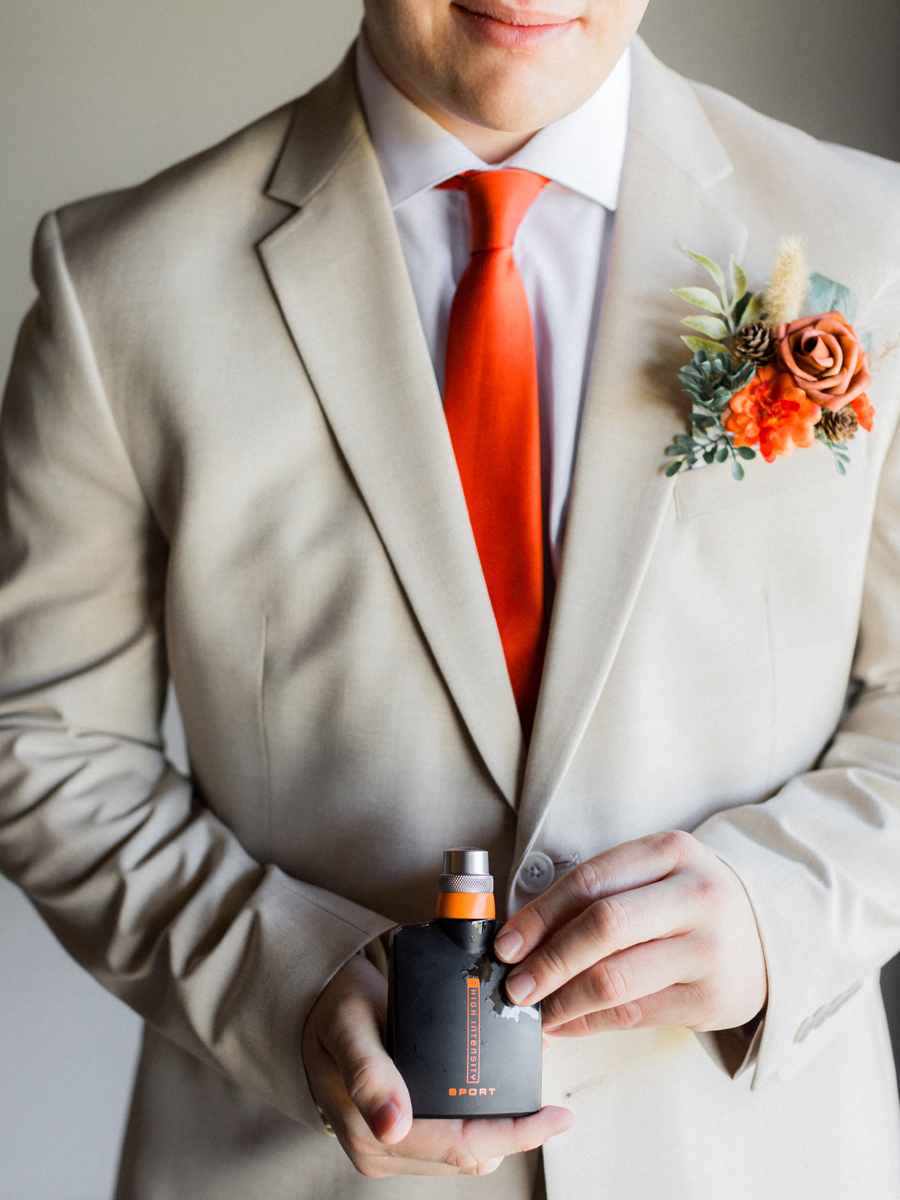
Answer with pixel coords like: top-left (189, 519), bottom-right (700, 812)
top-left (320, 958), bottom-right (413, 1145)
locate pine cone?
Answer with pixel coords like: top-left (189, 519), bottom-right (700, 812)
top-left (818, 405), bottom-right (859, 443)
top-left (732, 322), bottom-right (776, 365)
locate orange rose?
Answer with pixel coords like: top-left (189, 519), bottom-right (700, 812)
top-left (776, 311), bottom-right (872, 413)
top-left (726, 365), bottom-right (822, 463)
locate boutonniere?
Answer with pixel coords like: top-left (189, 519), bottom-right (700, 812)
top-left (664, 239), bottom-right (874, 480)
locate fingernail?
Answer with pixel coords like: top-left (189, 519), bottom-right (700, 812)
top-left (543, 1023), bottom-right (560, 1034)
top-left (505, 971), bottom-right (535, 1005)
top-left (493, 929), bottom-right (523, 961)
top-left (372, 1099), bottom-right (402, 1140)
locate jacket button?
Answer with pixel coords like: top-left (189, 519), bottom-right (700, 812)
top-left (517, 852), bottom-right (556, 894)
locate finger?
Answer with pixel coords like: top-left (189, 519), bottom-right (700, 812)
top-left (494, 831), bottom-right (695, 964)
top-left (540, 937), bottom-right (703, 1030)
top-left (544, 983), bottom-right (709, 1036)
top-left (318, 968), bottom-right (413, 1144)
top-left (309, 1064), bottom-right (463, 1178)
top-left (452, 1107), bottom-right (574, 1170)
top-left (475, 1158), bottom-right (505, 1176)
top-left (505, 871), bottom-right (701, 1007)
top-left (384, 1105), bottom-right (574, 1170)
top-left (305, 1033), bottom-right (397, 1162)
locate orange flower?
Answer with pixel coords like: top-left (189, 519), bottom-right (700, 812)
top-left (726, 365), bottom-right (822, 463)
top-left (850, 392), bottom-right (875, 433)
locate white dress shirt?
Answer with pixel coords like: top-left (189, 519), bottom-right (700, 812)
top-left (356, 35), bottom-right (631, 571)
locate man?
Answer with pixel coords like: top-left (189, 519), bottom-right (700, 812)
top-left (1, 0), bottom-right (899, 1196)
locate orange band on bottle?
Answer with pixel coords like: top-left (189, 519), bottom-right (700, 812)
top-left (436, 891), bottom-right (496, 919)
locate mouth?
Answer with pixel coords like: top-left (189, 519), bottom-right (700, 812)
top-left (450, 2), bottom-right (578, 50)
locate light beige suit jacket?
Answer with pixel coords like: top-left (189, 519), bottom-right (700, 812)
top-left (2, 36), bottom-right (900, 1200)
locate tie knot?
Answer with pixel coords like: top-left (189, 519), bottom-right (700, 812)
top-left (441, 169), bottom-right (549, 253)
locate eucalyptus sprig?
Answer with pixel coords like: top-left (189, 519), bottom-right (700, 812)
top-left (672, 250), bottom-right (765, 357)
top-left (814, 428), bottom-right (852, 476)
top-left (664, 350), bottom-right (758, 480)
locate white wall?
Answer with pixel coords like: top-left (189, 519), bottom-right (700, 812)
top-left (0, 879), bottom-right (140, 1200)
top-left (639, 0), bottom-right (900, 161)
top-left (1, 1), bottom-right (898, 1197)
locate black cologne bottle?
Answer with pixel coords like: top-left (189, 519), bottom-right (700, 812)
top-left (387, 848), bottom-right (542, 1119)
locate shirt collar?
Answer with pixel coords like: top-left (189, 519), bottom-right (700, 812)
top-left (356, 32), bottom-right (631, 212)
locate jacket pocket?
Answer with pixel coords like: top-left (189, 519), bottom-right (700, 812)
top-left (674, 443), bottom-right (839, 520)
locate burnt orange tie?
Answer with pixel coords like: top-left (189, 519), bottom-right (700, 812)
top-left (440, 169), bottom-right (550, 736)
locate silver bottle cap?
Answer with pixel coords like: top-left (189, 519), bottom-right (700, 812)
top-left (443, 848), bottom-right (489, 875)
top-left (439, 847), bottom-right (493, 894)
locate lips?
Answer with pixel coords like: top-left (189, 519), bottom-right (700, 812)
top-left (451, 2), bottom-right (577, 50)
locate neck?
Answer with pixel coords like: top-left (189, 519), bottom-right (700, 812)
top-left (407, 100), bottom-right (539, 164)
top-left (361, 31), bottom-right (539, 163)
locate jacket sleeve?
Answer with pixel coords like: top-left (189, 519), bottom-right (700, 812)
top-left (694, 405), bottom-right (900, 1088)
top-left (0, 212), bottom-right (395, 1129)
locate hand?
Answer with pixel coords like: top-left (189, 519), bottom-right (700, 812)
top-left (493, 830), bottom-right (767, 1036)
top-left (301, 954), bottom-right (573, 1177)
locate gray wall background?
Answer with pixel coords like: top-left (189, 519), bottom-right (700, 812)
top-left (1, 2), bottom-right (898, 1198)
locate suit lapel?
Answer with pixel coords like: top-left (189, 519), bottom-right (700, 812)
top-left (512, 41), bottom-right (749, 877)
top-left (259, 57), bottom-right (525, 807)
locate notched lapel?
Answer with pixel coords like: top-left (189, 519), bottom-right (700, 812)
top-left (259, 61), bottom-right (524, 807)
top-left (513, 41), bottom-right (749, 877)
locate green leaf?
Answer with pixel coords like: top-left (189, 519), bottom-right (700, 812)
top-left (672, 287), bottom-right (724, 314)
top-left (834, 457), bottom-right (847, 476)
top-left (703, 448), bottom-right (716, 464)
top-left (681, 315), bottom-right (730, 340)
top-left (730, 257), bottom-right (748, 304)
top-left (665, 460), bottom-right (683, 477)
top-left (683, 250), bottom-right (727, 298)
top-left (731, 460), bottom-right (745, 481)
top-left (741, 293), bottom-right (766, 326)
top-left (735, 361), bottom-right (758, 387)
top-left (715, 445), bottom-right (729, 463)
top-left (736, 445), bottom-right (756, 460)
top-left (681, 336), bottom-right (728, 356)
top-left (807, 273), bottom-right (857, 322)
top-left (732, 290), bottom-right (752, 327)
top-left (679, 349), bottom-right (756, 415)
